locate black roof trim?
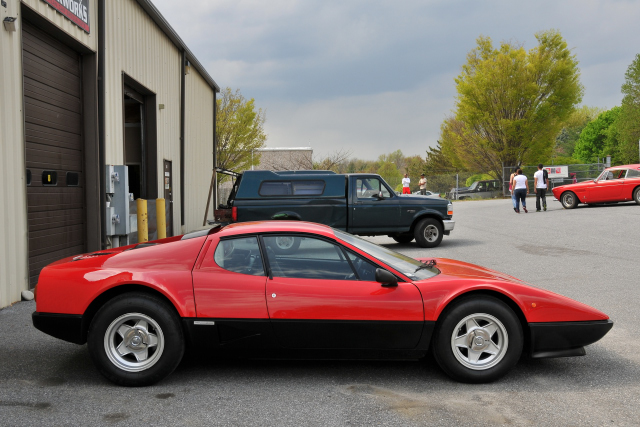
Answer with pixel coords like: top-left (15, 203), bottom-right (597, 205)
top-left (135, 0), bottom-right (220, 92)
top-left (181, 224), bottom-right (223, 240)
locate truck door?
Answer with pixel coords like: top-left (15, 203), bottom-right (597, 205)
top-left (348, 176), bottom-right (401, 234)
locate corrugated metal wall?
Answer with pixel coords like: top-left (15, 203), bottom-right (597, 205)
top-left (184, 69), bottom-right (215, 231)
top-left (104, 0), bottom-right (183, 233)
top-left (22, 0), bottom-right (97, 50)
top-left (0, 2), bottom-right (28, 308)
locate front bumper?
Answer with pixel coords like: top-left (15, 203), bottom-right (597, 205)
top-left (529, 319), bottom-right (613, 358)
top-left (443, 220), bottom-right (455, 235)
top-left (32, 312), bottom-right (86, 345)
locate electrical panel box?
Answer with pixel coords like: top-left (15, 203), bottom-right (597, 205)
top-left (105, 165), bottom-right (130, 237)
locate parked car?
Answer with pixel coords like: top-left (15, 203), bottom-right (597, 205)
top-left (32, 221), bottom-right (613, 386)
top-left (552, 164), bottom-right (640, 209)
top-left (448, 180), bottom-right (501, 200)
top-left (217, 170), bottom-right (454, 247)
top-left (412, 190), bottom-right (439, 197)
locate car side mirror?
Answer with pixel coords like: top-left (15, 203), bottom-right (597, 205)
top-left (375, 268), bottom-right (397, 287)
top-left (375, 191), bottom-right (384, 199)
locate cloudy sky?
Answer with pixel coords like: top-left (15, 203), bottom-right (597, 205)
top-left (153, 0), bottom-right (639, 159)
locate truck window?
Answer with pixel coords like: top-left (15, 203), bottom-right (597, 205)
top-left (259, 180), bottom-right (325, 196)
top-left (356, 178), bottom-right (391, 199)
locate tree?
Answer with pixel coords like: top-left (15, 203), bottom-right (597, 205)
top-left (313, 149), bottom-right (352, 171)
top-left (617, 54), bottom-right (640, 164)
top-left (377, 162), bottom-right (402, 189)
top-left (573, 107), bottom-right (621, 163)
top-left (553, 105), bottom-right (603, 158)
top-left (216, 88), bottom-right (267, 182)
top-left (441, 30), bottom-right (584, 182)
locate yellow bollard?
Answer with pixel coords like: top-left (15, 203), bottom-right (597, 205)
top-left (137, 198), bottom-right (148, 242)
top-left (156, 198), bottom-right (166, 239)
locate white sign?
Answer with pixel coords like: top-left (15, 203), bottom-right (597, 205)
top-left (544, 166), bottom-right (568, 178)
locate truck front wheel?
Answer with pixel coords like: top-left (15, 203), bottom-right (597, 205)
top-left (414, 218), bottom-right (443, 248)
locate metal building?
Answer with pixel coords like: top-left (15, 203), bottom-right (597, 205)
top-left (0, 0), bottom-right (219, 308)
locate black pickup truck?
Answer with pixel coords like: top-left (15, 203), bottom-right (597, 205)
top-left (216, 170), bottom-right (454, 248)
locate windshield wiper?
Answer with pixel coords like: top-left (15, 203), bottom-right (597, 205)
top-left (414, 259), bottom-right (437, 273)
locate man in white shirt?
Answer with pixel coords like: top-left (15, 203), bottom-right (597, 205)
top-left (402, 174), bottom-right (411, 194)
top-left (533, 164), bottom-right (549, 212)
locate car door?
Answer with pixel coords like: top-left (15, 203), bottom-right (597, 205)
top-left (348, 176), bottom-right (401, 233)
top-left (192, 236), bottom-right (270, 347)
top-left (262, 235), bottom-right (424, 349)
top-left (588, 170), bottom-right (624, 202)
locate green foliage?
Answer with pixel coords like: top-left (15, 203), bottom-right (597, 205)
top-left (573, 107), bottom-right (621, 163)
top-left (441, 30), bottom-right (584, 183)
top-left (377, 162), bottom-right (402, 188)
top-left (553, 106), bottom-right (603, 158)
top-left (216, 88), bottom-right (266, 182)
top-left (616, 54), bottom-right (640, 164)
top-left (465, 173), bottom-right (493, 187)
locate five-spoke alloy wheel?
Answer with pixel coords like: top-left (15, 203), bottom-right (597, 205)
top-left (88, 293), bottom-right (184, 387)
top-left (433, 296), bottom-right (522, 383)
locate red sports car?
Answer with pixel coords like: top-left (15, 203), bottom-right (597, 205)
top-left (552, 164), bottom-right (640, 209)
top-left (32, 221), bottom-right (612, 386)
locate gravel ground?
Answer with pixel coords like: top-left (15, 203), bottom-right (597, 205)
top-left (1, 197), bottom-right (639, 426)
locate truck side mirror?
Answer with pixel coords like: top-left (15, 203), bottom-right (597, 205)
top-left (377, 191), bottom-right (384, 199)
top-left (375, 268), bottom-right (397, 287)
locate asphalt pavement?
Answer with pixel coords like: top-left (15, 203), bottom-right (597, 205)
top-left (1, 196), bottom-right (639, 426)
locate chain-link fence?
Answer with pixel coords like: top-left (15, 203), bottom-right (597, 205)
top-left (423, 172), bottom-right (480, 198)
top-left (502, 163), bottom-right (606, 197)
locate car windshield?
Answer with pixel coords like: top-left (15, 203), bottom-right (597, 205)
top-left (333, 229), bottom-right (439, 281)
top-left (468, 181), bottom-right (479, 190)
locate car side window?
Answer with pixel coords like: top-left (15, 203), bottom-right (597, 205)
top-left (356, 178), bottom-right (391, 199)
top-left (263, 236), bottom-right (356, 280)
top-left (345, 250), bottom-right (378, 281)
top-left (626, 169), bottom-right (640, 178)
top-left (214, 237), bottom-right (265, 276)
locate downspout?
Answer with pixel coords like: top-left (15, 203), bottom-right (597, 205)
top-left (98, 0), bottom-right (106, 249)
top-left (180, 51), bottom-right (185, 229)
top-left (213, 90), bottom-right (217, 210)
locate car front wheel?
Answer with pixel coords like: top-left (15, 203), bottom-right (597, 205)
top-left (560, 191), bottom-right (578, 209)
top-left (414, 218), bottom-right (443, 248)
top-left (432, 296), bottom-right (523, 383)
top-left (88, 293), bottom-right (184, 387)
top-left (634, 187), bottom-right (640, 205)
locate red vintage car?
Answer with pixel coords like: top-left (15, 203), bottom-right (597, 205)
top-left (32, 221), bottom-right (612, 386)
top-left (552, 164), bottom-right (640, 209)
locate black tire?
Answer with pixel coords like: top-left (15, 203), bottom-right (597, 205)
top-left (432, 296), bottom-right (523, 383)
top-left (88, 292), bottom-right (184, 387)
top-left (560, 191), bottom-right (578, 209)
top-left (634, 187), bottom-right (640, 205)
top-left (414, 218), bottom-right (443, 248)
top-left (392, 234), bottom-right (414, 244)
top-left (272, 236), bottom-right (301, 254)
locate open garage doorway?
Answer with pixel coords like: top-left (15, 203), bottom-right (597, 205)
top-left (122, 76), bottom-right (157, 201)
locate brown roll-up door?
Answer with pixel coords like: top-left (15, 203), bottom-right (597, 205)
top-left (22, 21), bottom-right (85, 287)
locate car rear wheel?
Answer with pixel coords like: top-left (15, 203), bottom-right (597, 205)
top-left (634, 187), bottom-right (640, 205)
top-left (560, 191), bottom-right (578, 209)
top-left (392, 234), bottom-right (414, 244)
top-left (88, 293), bottom-right (184, 387)
top-left (273, 236), bottom-right (301, 254)
top-left (432, 296), bottom-right (523, 383)
top-left (414, 218), bottom-right (443, 248)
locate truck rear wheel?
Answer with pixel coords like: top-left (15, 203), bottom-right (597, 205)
top-left (392, 234), bottom-right (414, 244)
top-left (414, 218), bottom-right (443, 248)
top-left (273, 236), bottom-right (301, 254)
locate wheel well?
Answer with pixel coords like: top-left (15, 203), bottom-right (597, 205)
top-left (434, 290), bottom-right (530, 353)
top-left (410, 215), bottom-right (443, 233)
top-left (80, 284), bottom-right (181, 344)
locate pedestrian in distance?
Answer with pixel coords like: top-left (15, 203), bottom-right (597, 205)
top-left (509, 167), bottom-right (518, 211)
top-left (533, 164), bottom-right (549, 212)
top-left (402, 173), bottom-right (411, 194)
top-left (512, 168), bottom-right (529, 213)
top-left (419, 174), bottom-right (427, 195)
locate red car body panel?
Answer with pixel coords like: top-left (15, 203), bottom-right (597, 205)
top-left (35, 220), bottom-right (609, 330)
top-left (35, 236), bottom-right (207, 317)
top-left (552, 163), bottom-right (640, 204)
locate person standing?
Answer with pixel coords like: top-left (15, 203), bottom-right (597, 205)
top-left (513, 169), bottom-right (529, 213)
top-left (509, 167), bottom-right (518, 212)
top-left (402, 174), bottom-right (411, 194)
top-left (533, 164), bottom-right (549, 212)
top-left (419, 174), bottom-right (427, 195)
